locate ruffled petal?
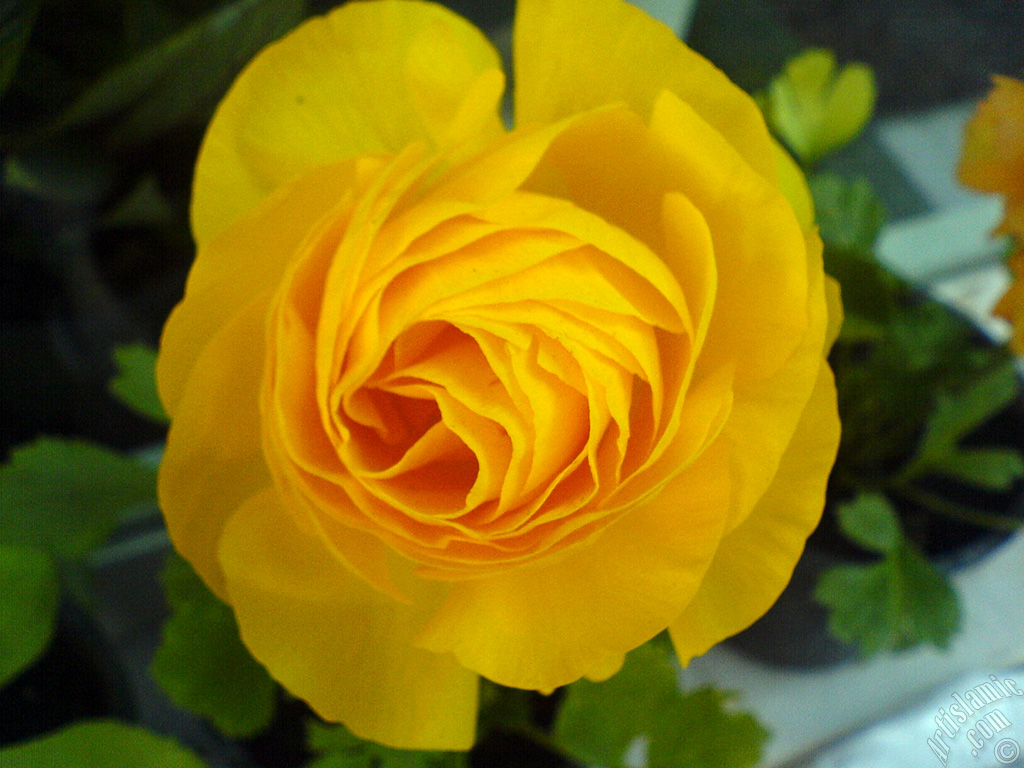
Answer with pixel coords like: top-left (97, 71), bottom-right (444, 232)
top-left (714, 231), bottom-right (828, 533)
top-left (158, 160), bottom-right (359, 417)
top-left (158, 295), bottom-right (272, 598)
top-left (514, 0), bottom-right (774, 182)
top-left (415, 443), bottom-right (731, 691)
top-left (219, 487), bottom-right (478, 750)
top-left (668, 362), bottom-right (840, 663)
top-left (648, 89), bottom-right (810, 383)
top-left (192, 0), bottom-right (504, 245)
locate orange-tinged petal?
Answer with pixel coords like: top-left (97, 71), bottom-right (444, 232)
top-left (514, 0), bottom-right (775, 183)
top-left (958, 75), bottom-right (1024, 199)
top-left (958, 76), bottom-right (1024, 356)
top-left (1001, 199), bottom-right (1024, 243)
top-left (158, 295), bottom-right (272, 598)
top-left (219, 487), bottom-right (478, 750)
top-left (995, 250), bottom-right (1024, 355)
top-left (192, 0), bottom-right (504, 245)
top-left (669, 361), bottom-right (839, 662)
top-left (415, 443), bottom-right (731, 691)
top-left (471, 189), bottom-right (689, 336)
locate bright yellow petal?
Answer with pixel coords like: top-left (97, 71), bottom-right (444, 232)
top-left (824, 273), bottom-right (844, 351)
top-left (772, 139), bottom-right (815, 233)
top-left (158, 295), bottom-right (272, 598)
top-left (714, 231), bottom-right (828, 533)
top-left (158, 159), bottom-right (360, 418)
top-left (514, 0), bottom-right (775, 183)
top-left (648, 89), bottom-right (810, 383)
top-left (192, 0), bottom-right (504, 245)
top-left (415, 444), bottom-right (731, 691)
top-left (219, 487), bottom-right (478, 750)
top-left (669, 362), bottom-right (839, 663)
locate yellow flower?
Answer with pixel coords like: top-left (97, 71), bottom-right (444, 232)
top-left (158, 0), bottom-right (841, 749)
top-left (765, 48), bottom-right (876, 166)
top-left (958, 75), bottom-right (1024, 355)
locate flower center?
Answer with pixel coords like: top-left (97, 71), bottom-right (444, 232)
top-left (264, 188), bottom-right (700, 577)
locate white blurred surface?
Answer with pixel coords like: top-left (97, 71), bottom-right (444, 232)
top-left (807, 667), bottom-right (1024, 768)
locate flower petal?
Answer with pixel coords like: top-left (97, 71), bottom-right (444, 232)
top-left (957, 75), bottom-right (1024, 199)
top-left (415, 443), bottom-right (731, 691)
top-left (668, 362), bottom-right (839, 663)
top-left (714, 230), bottom-right (829, 533)
top-left (192, 0), bottom-right (504, 245)
top-left (159, 294), bottom-right (272, 598)
top-left (772, 139), bottom-right (815, 232)
top-left (648, 89), bottom-right (810, 383)
top-left (514, 0), bottom-right (774, 182)
top-left (158, 159), bottom-right (360, 417)
top-left (219, 487), bottom-right (478, 750)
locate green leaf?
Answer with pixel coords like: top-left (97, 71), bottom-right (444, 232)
top-left (815, 543), bottom-right (960, 657)
top-left (900, 361), bottom-right (1022, 487)
top-left (109, 344), bottom-right (167, 423)
top-left (926, 447), bottom-right (1024, 492)
top-left (59, 0), bottom-right (305, 147)
top-left (554, 641), bottom-right (766, 768)
top-left (834, 492), bottom-right (902, 554)
top-left (810, 173), bottom-right (886, 252)
top-left (554, 641), bottom-right (678, 766)
top-left (0, 719), bottom-right (208, 767)
top-left (151, 553), bottom-right (276, 738)
top-left (0, 438), bottom-right (158, 561)
top-left (0, 545), bottom-right (59, 687)
top-left (821, 242), bottom-right (903, 329)
top-left (649, 687), bottom-right (769, 768)
top-left (0, 0), bottom-right (41, 96)
top-left (306, 721), bottom-right (468, 768)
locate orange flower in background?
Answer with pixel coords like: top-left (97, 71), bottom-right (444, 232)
top-left (958, 74), bottom-right (1024, 354)
top-left (157, 0), bottom-right (840, 749)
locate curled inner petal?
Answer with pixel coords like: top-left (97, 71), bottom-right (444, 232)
top-left (262, 160), bottom-right (721, 577)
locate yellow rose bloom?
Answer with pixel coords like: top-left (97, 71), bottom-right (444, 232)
top-left (958, 75), bottom-right (1024, 355)
top-left (157, 0), bottom-right (841, 749)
